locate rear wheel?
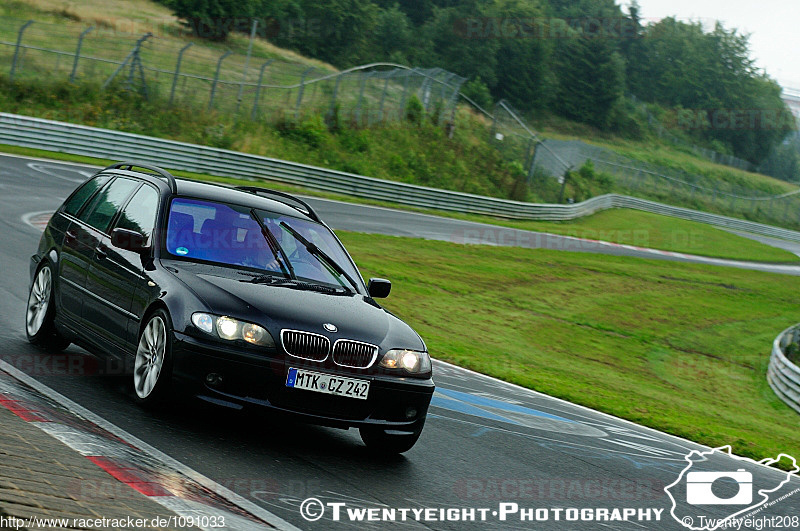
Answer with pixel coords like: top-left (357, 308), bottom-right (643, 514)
top-left (25, 262), bottom-right (69, 351)
top-left (359, 421), bottom-right (425, 454)
top-left (133, 310), bottom-right (174, 406)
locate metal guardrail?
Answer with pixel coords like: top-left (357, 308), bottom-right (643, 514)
top-left (768, 325), bottom-right (800, 415)
top-left (3, 112), bottom-right (800, 243)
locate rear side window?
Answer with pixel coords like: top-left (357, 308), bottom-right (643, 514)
top-left (114, 185), bottom-right (159, 241)
top-left (62, 175), bottom-right (110, 216)
top-left (78, 177), bottom-right (139, 233)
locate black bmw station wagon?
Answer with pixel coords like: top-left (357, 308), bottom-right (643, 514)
top-left (26, 162), bottom-right (434, 452)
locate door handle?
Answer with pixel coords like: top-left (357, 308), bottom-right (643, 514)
top-left (65, 230), bottom-right (77, 243)
top-left (95, 246), bottom-right (107, 260)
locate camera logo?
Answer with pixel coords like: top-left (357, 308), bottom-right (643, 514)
top-left (665, 446), bottom-right (800, 531)
top-left (686, 469), bottom-right (752, 505)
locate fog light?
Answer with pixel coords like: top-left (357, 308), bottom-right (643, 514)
top-left (206, 373), bottom-right (223, 387)
top-left (405, 407), bottom-right (418, 419)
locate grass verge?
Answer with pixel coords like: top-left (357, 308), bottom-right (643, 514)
top-left (340, 231), bottom-right (800, 463)
top-left (2, 144), bottom-right (797, 264)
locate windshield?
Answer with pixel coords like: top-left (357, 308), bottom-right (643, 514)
top-left (165, 197), bottom-right (362, 290)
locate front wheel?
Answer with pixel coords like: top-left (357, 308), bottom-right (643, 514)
top-left (360, 421), bottom-right (425, 454)
top-left (133, 310), bottom-right (174, 406)
top-left (25, 261), bottom-right (69, 351)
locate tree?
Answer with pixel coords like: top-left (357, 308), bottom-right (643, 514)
top-left (461, 77), bottom-right (493, 110)
top-left (374, 4), bottom-right (416, 63)
top-left (167, 0), bottom-right (259, 40)
top-left (420, 2), bottom-right (500, 89)
top-left (548, 0), bottom-right (622, 19)
top-left (488, 0), bottom-right (553, 110)
top-left (554, 33), bottom-right (625, 129)
top-left (279, 0), bottom-right (380, 66)
top-left (630, 18), bottom-right (791, 163)
top-left (620, 0), bottom-right (646, 96)
top-left (372, 0), bottom-right (461, 26)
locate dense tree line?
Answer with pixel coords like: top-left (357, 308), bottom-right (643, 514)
top-left (161, 0), bottom-right (795, 167)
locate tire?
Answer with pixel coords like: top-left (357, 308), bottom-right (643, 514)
top-left (133, 309), bottom-right (174, 406)
top-left (25, 261), bottom-right (70, 352)
top-left (359, 421), bottom-right (425, 454)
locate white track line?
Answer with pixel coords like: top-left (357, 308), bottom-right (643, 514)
top-left (433, 359), bottom-right (796, 480)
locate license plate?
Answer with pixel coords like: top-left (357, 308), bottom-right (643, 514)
top-left (286, 368), bottom-right (370, 400)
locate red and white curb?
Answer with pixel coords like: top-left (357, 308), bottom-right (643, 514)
top-left (21, 211), bottom-right (53, 232)
top-left (0, 359), bottom-right (300, 531)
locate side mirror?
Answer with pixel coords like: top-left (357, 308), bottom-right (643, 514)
top-left (368, 278), bottom-right (392, 299)
top-left (111, 227), bottom-right (148, 253)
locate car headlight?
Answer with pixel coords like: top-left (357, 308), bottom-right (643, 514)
top-left (191, 313), bottom-right (274, 347)
top-left (379, 349), bottom-right (432, 374)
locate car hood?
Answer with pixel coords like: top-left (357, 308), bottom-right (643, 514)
top-left (164, 261), bottom-right (424, 350)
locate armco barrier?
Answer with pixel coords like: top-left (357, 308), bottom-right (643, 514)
top-left (2, 112), bottom-right (800, 242)
top-left (768, 325), bottom-right (800, 415)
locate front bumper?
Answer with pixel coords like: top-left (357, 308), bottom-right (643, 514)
top-left (172, 332), bottom-right (434, 432)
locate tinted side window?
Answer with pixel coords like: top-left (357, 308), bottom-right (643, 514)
top-left (115, 185), bottom-right (159, 240)
top-left (79, 177), bottom-right (138, 233)
top-left (62, 175), bottom-right (110, 216)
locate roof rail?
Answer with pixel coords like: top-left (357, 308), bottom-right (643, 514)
top-left (234, 186), bottom-right (321, 223)
top-left (103, 161), bottom-right (177, 193)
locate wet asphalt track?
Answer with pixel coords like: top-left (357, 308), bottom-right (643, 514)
top-left (1, 153), bottom-right (798, 530)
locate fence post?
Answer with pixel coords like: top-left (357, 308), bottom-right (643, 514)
top-left (236, 19), bottom-right (258, 114)
top-left (208, 50), bottom-right (233, 111)
top-left (170, 43), bottom-right (193, 105)
top-left (524, 137), bottom-right (534, 169)
top-left (69, 26), bottom-right (93, 83)
top-left (489, 102), bottom-right (499, 142)
top-left (102, 33), bottom-right (152, 91)
top-left (327, 72), bottom-right (344, 124)
top-left (294, 67), bottom-right (315, 119)
top-left (378, 72), bottom-right (391, 123)
top-left (528, 140), bottom-right (540, 186)
top-left (439, 72), bottom-right (456, 123)
top-left (10, 20), bottom-right (34, 81)
top-left (446, 76), bottom-right (466, 132)
top-left (251, 59), bottom-right (274, 120)
top-left (128, 33), bottom-right (152, 98)
top-left (354, 71), bottom-right (370, 126)
top-left (399, 69), bottom-right (414, 120)
top-left (558, 166), bottom-right (573, 204)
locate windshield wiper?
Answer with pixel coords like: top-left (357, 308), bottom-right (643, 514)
top-left (237, 272), bottom-right (347, 294)
top-left (279, 221), bottom-right (360, 293)
top-left (238, 272), bottom-right (291, 285)
top-left (249, 209), bottom-right (295, 279)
